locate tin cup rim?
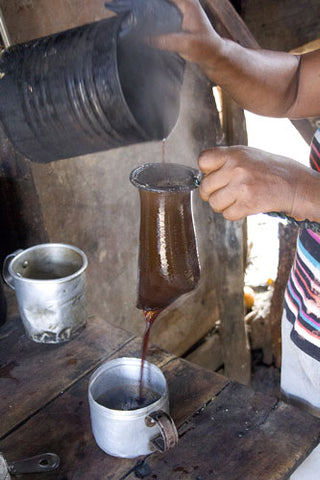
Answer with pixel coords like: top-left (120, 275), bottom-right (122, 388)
top-left (88, 357), bottom-right (168, 418)
top-left (8, 243), bottom-right (88, 284)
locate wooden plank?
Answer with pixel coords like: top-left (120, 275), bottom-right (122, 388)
top-left (107, 335), bottom-right (177, 370)
top-left (163, 357), bottom-right (229, 426)
top-left (0, 315), bottom-right (134, 438)
top-left (0, 0), bottom-right (112, 44)
top-left (214, 215), bottom-right (251, 385)
top-left (185, 331), bottom-right (224, 372)
top-left (203, 0), bottom-right (260, 48)
top-left (242, 0), bottom-right (320, 53)
top-left (0, 356), bottom-right (228, 479)
top-left (126, 382), bottom-right (320, 480)
top-left (214, 87), bottom-right (251, 384)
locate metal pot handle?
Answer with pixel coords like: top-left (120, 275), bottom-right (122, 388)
top-left (146, 410), bottom-right (179, 453)
top-left (7, 453), bottom-right (60, 475)
top-left (2, 250), bottom-right (23, 290)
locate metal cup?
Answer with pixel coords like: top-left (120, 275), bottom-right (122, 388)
top-left (88, 357), bottom-right (178, 458)
top-left (2, 243), bottom-right (88, 344)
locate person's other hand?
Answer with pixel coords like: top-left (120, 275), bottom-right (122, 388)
top-left (198, 146), bottom-right (319, 222)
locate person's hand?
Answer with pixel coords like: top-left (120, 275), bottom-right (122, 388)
top-left (198, 146), bottom-right (320, 222)
top-left (147, 0), bottom-right (222, 79)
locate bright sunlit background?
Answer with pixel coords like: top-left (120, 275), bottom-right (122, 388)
top-left (244, 111), bottom-right (310, 287)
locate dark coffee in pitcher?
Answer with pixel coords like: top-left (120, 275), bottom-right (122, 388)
top-left (130, 163), bottom-right (201, 312)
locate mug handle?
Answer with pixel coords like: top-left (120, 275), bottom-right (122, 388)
top-left (2, 249), bottom-right (23, 290)
top-left (146, 410), bottom-right (179, 452)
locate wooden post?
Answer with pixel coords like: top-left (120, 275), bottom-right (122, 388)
top-left (220, 90), bottom-right (251, 384)
top-left (215, 215), bottom-right (251, 384)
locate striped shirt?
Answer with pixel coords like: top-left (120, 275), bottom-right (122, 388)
top-left (284, 128), bottom-right (320, 361)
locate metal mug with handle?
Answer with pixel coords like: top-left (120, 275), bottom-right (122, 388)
top-left (88, 357), bottom-right (178, 458)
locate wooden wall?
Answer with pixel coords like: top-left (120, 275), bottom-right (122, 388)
top-left (242, 0), bottom-right (320, 52)
top-left (0, 0), bottom-right (251, 384)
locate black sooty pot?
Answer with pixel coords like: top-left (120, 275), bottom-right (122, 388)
top-left (0, 0), bottom-right (185, 162)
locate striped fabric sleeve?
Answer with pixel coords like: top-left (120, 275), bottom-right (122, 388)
top-left (284, 128), bottom-right (320, 361)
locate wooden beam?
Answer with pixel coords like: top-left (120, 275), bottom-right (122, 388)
top-left (203, 0), bottom-right (259, 48)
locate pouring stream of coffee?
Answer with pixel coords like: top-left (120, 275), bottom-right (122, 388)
top-left (139, 139), bottom-right (166, 399)
top-left (130, 159), bottom-right (201, 402)
top-left (139, 308), bottom-right (163, 399)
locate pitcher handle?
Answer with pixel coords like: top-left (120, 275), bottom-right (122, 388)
top-left (146, 410), bottom-right (178, 453)
top-left (2, 250), bottom-right (23, 290)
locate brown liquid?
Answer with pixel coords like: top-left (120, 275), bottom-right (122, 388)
top-left (139, 309), bottom-right (163, 399)
top-left (162, 138), bottom-right (166, 164)
top-left (96, 384), bottom-right (160, 411)
top-left (137, 188), bottom-right (200, 311)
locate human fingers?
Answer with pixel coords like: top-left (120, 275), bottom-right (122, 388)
top-left (207, 185), bottom-right (259, 221)
top-left (167, 0), bottom-right (203, 19)
top-left (199, 168), bottom-right (231, 202)
top-left (206, 184), bottom-right (237, 214)
top-left (166, 0), bottom-right (192, 15)
top-left (218, 201), bottom-right (246, 221)
top-left (198, 147), bottom-right (229, 174)
top-left (146, 31), bottom-right (190, 55)
top-left (198, 149), bottom-right (230, 201)
top-left (146, 0), bottom-right (208, 53)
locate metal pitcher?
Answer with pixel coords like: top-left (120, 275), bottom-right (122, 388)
top-left (130, 163), bottom-right (201, 311)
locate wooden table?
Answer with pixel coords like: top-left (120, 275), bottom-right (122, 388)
top-left (1, 314), bottom-right (319, 480)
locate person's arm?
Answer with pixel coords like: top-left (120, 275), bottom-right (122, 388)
top-left (198, 146), bottom-right (320, 222)
top-left (149, 0), bottom-right (320, 118)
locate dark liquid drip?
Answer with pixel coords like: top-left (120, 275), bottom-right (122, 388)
top-left (139, 309), bottom-right (163, 399)
top-left (161, 138), bottom-right (166, 164)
